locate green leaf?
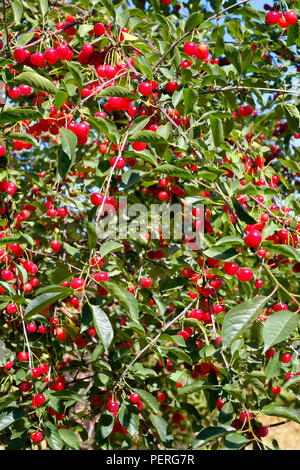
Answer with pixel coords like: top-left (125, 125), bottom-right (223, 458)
top-left (39, 0), bottom-right (48, 16)
top-left (133, 389), bottom-right (160, 414)
top-left (178, 381), bottom-right (219, 395)
top-left (60, 127), bottom-right (77, 162)
top-left (59, 429), bottom-right (80, 450)
top-left (185, 12), bottom-right (203, 32)
top-left (45, 421), bottom-right (62, 450)
top-left (99, 0), bottom-right (116, 19)
top-left (84, 221), bottom-right (98, 250)
top-left (224, 44), bottom-right (241, 72)
top-left (24, 291), bottom-right (71, 320)
top-left (100, 240), bottom-right (123, 258)
top-left (232, 198), bottom-right (257, 225)
top-left (128, 130), bottom-right (168, 144)
top-left (184, 88), bottom-right (198, 115)
top-left (266, 351), bottom-right (281, 381)
top-left (14, 71), bottom-right (57, 94)
top-left (0, 409), bottom-right (26, 431)
top-left (51, 391), bottom-right (84, 404)
top-left (128, 116), bottom-right (151, 135)
top-left (89, 116), bottom-right (120, 144)
top-left (262, 404), bottom-right (300, 425)
top-left (263, 311), bottom-right (298, 352)
top-left (89, 303), bottom-right (114, 352)
top-left (55, 91), bottom-right (69, 110)
top-left (263, 242), bottom-right (300, 263)
top-left (10, 0), bottom-right (23, 23)
top-left (119, 403), bottom-right (139, 436)
top-left (98, 86), bottom-right (135, 99)
top-left (283, 104), bottom-right (300, 132)
top-left (150, 414), bottom-right (173, 445)
top-left (203, 245), bottom-right (238, 261)
top-left (104, 282), bottom-right (139, 321)
top-left (151, 163), bottom-right (193, 179)
top-left (57, 147), bottom-right (71, 181)
top-left (95, 411), bottom-right (114, 441)
top-left (7, 132), bottom-right (37, 145)
top-left (0, 108), bottom-right (42, 125)
top-left (222, 296), bottom-right (268, 350)
top-left (193, 426), bottom-right (235, 449)
top-left (209, 117), bottom-right (223, 147)
top-left (282, 375), bottom-right (300, 390)
top-left (67, 62), bottom-right (84, 92)
top-left (0, 234), bottom-right (34, 246)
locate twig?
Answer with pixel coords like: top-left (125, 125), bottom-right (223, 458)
top-left (114, 298), bottom-right (197, 387)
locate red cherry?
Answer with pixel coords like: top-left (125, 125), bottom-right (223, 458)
top-left (255, 426), bottom-right (269, 438)
top-left (195, 43), bottom-right (209, 60)
top-left (51, 240), bottom-right (61, 252)
top-left (183, 41), bottom-right (198, 56)
top-left (255, 279), bottom-right (263, 289)
top-left (285, 11), bottom-right (297, 25)
top-left (94, 23), bottom-right (106, 36)
top-left (244, 230), bottom-right (262, 248)
top-left (132, 142), bottom-right (147, 151)
top-left (141, 277), bottom-right (152, 288)
top-left (30, 431), bottom-right (43, 443)
top-left (272, 385), bottom-right (281, 395)
top-left (19, 381), bottom-right (32, 392)
top-left (30, 52), bottom-right (45, 67)
top-left (238, 105), bottom-right (253, 117)
top-left (266, 11), bottom-right (281, 24)
top-left (32, 393), bottom-right (45, 407)
top-left (71, 277), bottom-right (85, 291)
top-left (0, 145), bottom-right (6, 157)
top-left (90, 192), bottom-right (104, 206)
top-left (282, 353), bottom-right (292, 363)
top-left (45, 48), bottom-right (59, 64)
top-left (165, 82), bottom-right (178, 94)
top-left (13, 48), bottom-right (28, 62)
top-left (224, 261), bottom-right (239, 275)
top-left (129, 393), bottom-right (140, 404)
top-left (18, 351), bottom-right (29, 361)
top-left (236, 268), bottom-right (253, 282)
top-left (138, 82), bottom-right (152, 96)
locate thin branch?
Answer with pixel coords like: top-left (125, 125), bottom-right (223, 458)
top-left (154, 0), bottom-right (250, 69)
top-left (114, 298), bottom-right (197, 387)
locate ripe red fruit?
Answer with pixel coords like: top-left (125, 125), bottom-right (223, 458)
top-left (236, 268), bottom-right (253, 282)
top-left (91, 192), bottom-right (104, 206)
top-left (224, 261), bottom-right (239, 275)
top-left (30, 431), bottom-right (43, 443)
top-left (18, 352), bottom-right (29, 361)
top-left (94, 23), bottom-right (106, 36)
top-left (266, 11), bottom-right (281, 25)
top-left (165, 82), bottom-right (178, 94)
top-left (255, 426), bottom-right (269, 438)
top-left (51, 240), bottom-right (61, 252)
top-left (19, 381), bottom-right (32, 392)
top-left (13, 48), bottom-right (28, 62)
top-left (195, 43), bottom-right (209, 60)
top-left (71, 277), bottom-right (85, 291)
top-left (244, 230), bottom-right (262, 248)
top-left (282, 353), bottom-right (292, 363)
top-left (272, 385), bottom-right (281, 395)
top-left (255, 279), bottom-right (263, 289)
top-left (44, 48), bottom-right (59, 64)
top-left (32, 393), bottom-right (45, 407)
top-left (285, 11), bottom-right (297, 25)
top-left (238, 105), bottom-right (253, 117)
top-left (0, 145), bottom-right (6, 157)
top-left (141, 277), bottom-right (152, 288)
top-left (129, 393), bottom-right (140, 404)
top-left (183, 41), bottom-right (198, 56)
top-left (138, 82), bottom-right (152, 96)
top-left (30, 52), bottom-right (45, 67)
top-left (132, 141), bottom-right (147, 151)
